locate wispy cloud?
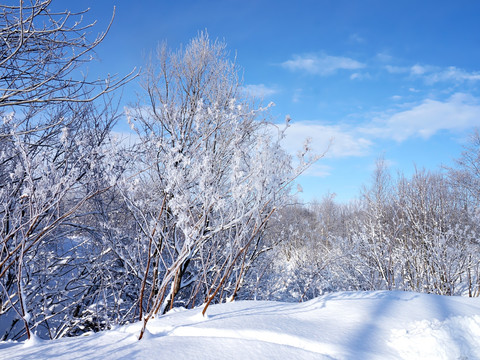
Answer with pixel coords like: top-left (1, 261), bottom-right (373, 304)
top-left (426, 66), bottom-right (480, 84)
top-left (384, 64), bottom-right (432, 75)
top-left (241, 84), bottom-right (278, 98)
top-left (349, 33), bottom-right (366, 44)
top-left (376, 52), bottom-right (394, 63)
top-left (282, 122), bottom-right (372, 159)
top-left (292, 88), bottom-right (303, 103)
top-left (280, 93), bottom-right (480, 170)
top-left (362, 93), bottom-right (480, 141)
top-left (410, 64), bottom-right (429, 75)
top-left (281, 54), bottom-right (365, 76)
top-left (384, 65), bottom-right (409, 74)
top-left (350, 72), bottom-right (371, 80)
top-left (385, 63), bottom-right (480, 84)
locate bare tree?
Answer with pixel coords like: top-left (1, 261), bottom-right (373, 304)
top-left (120, 32), bottom-right (316, 339)
top-left (0, 0), bottom-right (135, 108)
top-left (448, 129), bottom-right (480, 206)
top-left (254, 153), bottom-right (480, 301)
top-left (0, 1), bottom-right (136, 340)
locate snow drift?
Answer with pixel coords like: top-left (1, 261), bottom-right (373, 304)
top-left (1, 291), bottom-right (479, 359)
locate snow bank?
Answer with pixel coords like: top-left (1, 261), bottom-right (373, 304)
top-left (1, 291), bottom-right (479, 359)
top-left (389, 315), bottom-right (480, 359)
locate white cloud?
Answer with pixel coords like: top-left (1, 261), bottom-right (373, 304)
top-left (273, 93), bottom-right (480, 182)
top-left (376, 52), bottom-right (394, 63)
top-left (292, 88), bottom-right (303, 103)
top-left (385, 65), bottom-right (410, 74)
top-left (350, 72), bottom-right (371, 80)
top-left (410, 64), bottom-right (429, 75)
top-left (241, 84), bottom-right (278, 98)
top-left (426, 66), bottom-right (480, 84)
top-left (349, 33), bottom-right (365, 44)
top-left (362, 93), bottom-right (480, 141)
top-left (385, 64), bottom-right (434, 76)
top-left (385, 62), bottom-right (480, 84)
top-left (281, 54), bottom-right (365, 76)
top-left (282, 122), bottom-right (372, 159)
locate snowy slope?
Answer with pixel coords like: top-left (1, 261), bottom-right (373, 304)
top-left (1, 291), bottom-right (480, 359)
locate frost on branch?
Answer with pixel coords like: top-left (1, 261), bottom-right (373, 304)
top-left (0, 1), bottom-right (135, 341)
top-left (118, 32), bottom-right (318, 339)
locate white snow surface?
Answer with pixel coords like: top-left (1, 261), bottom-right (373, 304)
top-left (1, 291), bottom-right (480, 359)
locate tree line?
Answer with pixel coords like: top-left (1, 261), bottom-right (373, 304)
top-left (252, 149), bottom-right (480, 302)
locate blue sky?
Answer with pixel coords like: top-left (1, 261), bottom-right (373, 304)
top-left (72, 0), bottom-right (480, 202)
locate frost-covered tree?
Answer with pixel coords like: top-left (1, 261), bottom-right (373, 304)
top-left (0, 0), bottom-right (133, 107)
top-left (448, 129), bottom-right (480, 208)
top-left (393, 169), bottom-right (477, 294)
top-left (255, 155), bottom-right (480, 301)
top-left (120, 32), bottom-right (315, 339)
top-left (244, 204), bottom-right (326, 301)
top-left (447, 129), bottom-right (480, 295)
top-left (0, 1), bottom-right (135, 340)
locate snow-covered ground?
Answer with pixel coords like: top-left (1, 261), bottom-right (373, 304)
top-left (1, 291), bottom-right (480, 359)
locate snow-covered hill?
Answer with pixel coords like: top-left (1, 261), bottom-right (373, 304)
top-left (1, 291), bottom-right (480, 359)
